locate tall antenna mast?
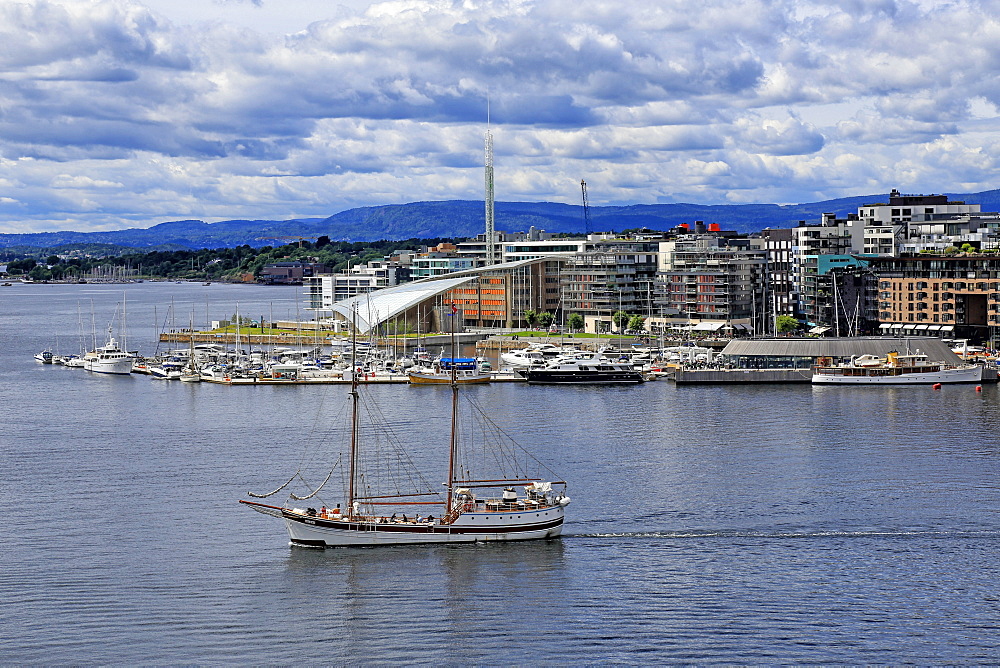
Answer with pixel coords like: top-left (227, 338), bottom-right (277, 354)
top-left (484, 98), bottom-right (496, 266)
top-left (580, 179), bottom-right (592, 235)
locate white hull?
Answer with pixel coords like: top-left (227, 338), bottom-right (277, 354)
top-left (83, 335), bottom-right (133, 375)
top-left (813, 365), bottom-right (983, 384)
top-left (281, 506), bottom-right (564, 547)
top-left (84, 359), bottom-right (134, 374)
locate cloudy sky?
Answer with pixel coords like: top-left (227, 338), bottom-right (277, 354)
top-left (3, 0), bottom-right (1000, 233)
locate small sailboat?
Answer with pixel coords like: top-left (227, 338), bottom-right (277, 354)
top-left (241, 305), bottom-right (570, 547)
top-left (408, 307), bottom-right (491, 384)
top-left (179, 316), bottom-right (201, 382)
top-left (407, 356), bottom-right (492, 384)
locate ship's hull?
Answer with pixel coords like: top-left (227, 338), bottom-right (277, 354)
top-left (84, 359), bottom-right (134, 375)
top-left (523, 369), bottom-right (644, 384)
top-left (812, 365), bottom-right (983, 384)
top-left (408, 372), bottom-right (491, 384)
top-left (282, 507), bottom-right (564, 547)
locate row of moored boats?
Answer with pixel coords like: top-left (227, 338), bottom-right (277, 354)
top-left (36, 336), bottom-right (665, 384)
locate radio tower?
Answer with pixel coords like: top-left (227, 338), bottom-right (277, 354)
top-left (484, 113), bottom-right (495, 266)
top-left (580, 179), bottom-right (592, 235)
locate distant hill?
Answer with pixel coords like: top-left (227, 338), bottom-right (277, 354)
top-left (3, 190), bottom-right (1000, 252)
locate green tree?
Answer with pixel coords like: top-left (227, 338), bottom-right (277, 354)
top-left (28, 265), bottom-right (51, 281)
top-left (612, 310), bottom-right (629, 332)
top-left (537, 311), bottom-right (555, 328)
top-left (775, 315), bottom-right (799, 334)
top-left (628, 315), bottom-right (646, 332)
top-left (523, 309), bottom-right (539, 328)
top-left (567, 313), bottom-right (585, 331)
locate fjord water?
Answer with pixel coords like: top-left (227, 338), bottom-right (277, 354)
top-left (3, 282), bottom-right (1000, 663)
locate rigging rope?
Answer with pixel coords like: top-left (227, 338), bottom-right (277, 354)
top-left (247, 470), bottom-right (300, 498)
top-left (289, 454), bottom-right (342, 500)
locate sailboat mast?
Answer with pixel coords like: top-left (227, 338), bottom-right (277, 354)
top-left (122, 292), bottom-right (127, 355)
top-left (445, 302), bottom-right (458, 516)
top-left (346, 305), bottom-right (360, 518)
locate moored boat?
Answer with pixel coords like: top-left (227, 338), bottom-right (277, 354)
top-left (408, 357), bottom-right (492, 384)
top-left (83, 333), bottom-right (134, 375)
top-left (522, 351), bottom-right (645, 384)
top-left (812, 351), bottom-right (983, 385)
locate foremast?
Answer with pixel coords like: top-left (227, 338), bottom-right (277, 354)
top-left (346, 305), bottom-right (360, 519)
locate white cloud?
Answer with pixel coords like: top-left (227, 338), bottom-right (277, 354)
top-left (2, 0), bottom-right (1000, 233)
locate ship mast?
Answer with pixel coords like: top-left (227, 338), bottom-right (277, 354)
top-left (445, 302), bottom-right (459, 517)
top-left (346, 305), bottom-right (360, 518)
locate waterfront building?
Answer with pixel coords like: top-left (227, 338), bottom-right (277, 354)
top-left (870, 254), bottom-right (1000, 344)
top-left (560, 237), bottom-right (661, 330)
top-left (259, 260), bottom-right (330, 285)
top-left (305, 259), bottom-right (410, 309)
top-left (760, 228), bottom-right (795, 318)
top-left (899, 213), bottom-right (1000, 254)
top-left (655, 238), bottom-right (768, 333)
top-left (799, 255), bottom-right (878, 335)
top-left (312, 257), bottom-right (561, 333)
top-left (859, 189), bottom-right (982, 255)
top-left (409, 253), bottom-right (476, 279)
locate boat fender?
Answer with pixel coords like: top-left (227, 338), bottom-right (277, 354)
top-left (932, 383), bottom-right (942, 390)
top-left (558, 496), bottom-right (571, 507)
top-left (976, 385), bottom-right (982, 392)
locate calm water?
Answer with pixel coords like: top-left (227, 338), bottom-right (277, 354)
top-left (3, 282), bottom-right (1000, 663)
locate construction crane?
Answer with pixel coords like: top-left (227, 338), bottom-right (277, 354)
top-left (255, 236), bottom-right (317, 248)
top-left (580, 179), bottom-right (592, 235)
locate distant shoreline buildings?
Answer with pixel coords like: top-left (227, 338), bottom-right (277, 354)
top-left (271, 188), bottom-right (1000, 346)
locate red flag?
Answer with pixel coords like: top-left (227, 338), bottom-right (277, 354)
top-left (451, 303), bottom-right (458, 314)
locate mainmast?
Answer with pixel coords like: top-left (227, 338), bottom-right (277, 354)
top-left (445, 302), bottom-right (459, 516)
top-left (346, 305), bottom-right (360, 518)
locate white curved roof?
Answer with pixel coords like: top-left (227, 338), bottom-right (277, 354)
top-left (330, 276), bottom-right (475, 333)
top-left (329, 257), bottom-right (566, 333)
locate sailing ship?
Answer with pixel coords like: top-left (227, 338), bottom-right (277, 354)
top-left (240, 306), bottom-right (570, 547)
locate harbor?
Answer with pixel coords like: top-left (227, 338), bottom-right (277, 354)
top-left (7, 281), bottom-right (1000, 664)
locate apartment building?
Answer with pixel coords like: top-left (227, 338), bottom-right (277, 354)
top-left (859, 189), bottom-right (981, 255)
top-left (656, 238), bottom-right (768, 326)
top-left (870, 254), bottom-right (1000, 343)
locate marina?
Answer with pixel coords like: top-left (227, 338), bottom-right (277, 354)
top-left (7, 283), bottom-right (1000, 664)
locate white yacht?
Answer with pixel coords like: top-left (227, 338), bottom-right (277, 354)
top-left (83, 334), bottom-right (134, 375)
top-left (812, 352), bottom-right (983, 385)
top-left (522, 351), bottom-right (645, 384)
